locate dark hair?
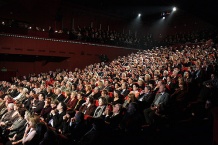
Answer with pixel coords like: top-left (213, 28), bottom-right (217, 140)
top-left (39, 93), bottom-right (45, 100)
top-left (66, 109), bottom-right (76, 118)
top-left (145, 85), bottom-right (151, 91)
top-left (133, 83), bottom-right (139, 88)
top-left (114, 90), bottom-right (121, 97)
top-left (101, 90), bottom-right (108, 95)
top-left (88, 96), bottom-right (94, 104)
top-left (75, 111), bottom-right (84, 123)
top-left (15, 103), bottom-right (23, 109)
top-left (18, 108), bottom-right (26, 118)
top-left (99, 97), bottom-right (107, 105)
top-left (35, 122), bottom-right (47, 141)
top-left (59, 102), bottom-right (67, 111)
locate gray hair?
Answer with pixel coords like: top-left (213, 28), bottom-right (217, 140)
top-left (8, 103), bottom-right (14, 109)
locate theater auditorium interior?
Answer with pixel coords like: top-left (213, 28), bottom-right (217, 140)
top-left (0, 0), bottom-right (218, 145)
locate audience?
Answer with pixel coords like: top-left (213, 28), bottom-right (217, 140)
top-left (0, 39), bottom-right (218, 144)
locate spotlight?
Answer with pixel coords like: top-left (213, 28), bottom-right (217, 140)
top-left (138, 13), bottom-right (141, 17)
top-left (2, 21), bottom-right (5, 25)
top-left (173, 7), bottom-right (177, 12)
top-left (28, 27), bottom-right (32, 29)
top-left (162, 17), bottom-right (165, 19)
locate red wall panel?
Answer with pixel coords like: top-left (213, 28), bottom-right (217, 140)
top-left (0, 35), bottom-right (137, 77)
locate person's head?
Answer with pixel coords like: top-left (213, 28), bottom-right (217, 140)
top-left (153, 75), bottom-right (159, 81)
top-left (101, 89), bottom-right (108, 97)
top-left (18, 108), bottom-right (26, 118)
top-left (77, 92), bottom-right (83, 100)
top-left (46, 86), bottom-right (53, 93)
top-left (138, 80), bottom-right (144, 86)
top-left (113, 90), bottom-right (120, 98)
top-left (127, 93), bottom-right (137, 102)
top-left (114, 83), bottom-right (120, 89)
top-left (144, 86), bottom-right (151, 94)
top-left (167, 76), bottom-right (171, 83)
top-left (28, 116), bottom-right (39, 128)
top-left (121, 82), bottom-right (127, 90)
top-left (38, 93), bottom-right (45, 101)
top-left (211, 74), bottom-right (215, 80)
top-left (104, 80), bottom-right (109, 86)
top-left (55, 88), bottom-right (61, 95)
top-left (71, 91), bottom-right (77, 99)
top-left (128, 78), bottom-right (133, 84)
top-left (22, 88), bottom-right (29, 94)
top-left (7, 103), bottom-right (14, 111)
top-left (113, 104), bottom-right (122, 114)
top-left (163, 70), bottom-right (168, 77)
top-left (24, 111), bottom-right (31, 121)
top-left (98, 97), bottom-right (107, 106)
top-left (144, 74), bottom-right (151, 81)
top-left (159, 84), bottom-right (166, 93)
top-left (57, 102), bottom-right (67, 112)
top-left (98, 81), bottom-right (104, 87)
top-left (29, 90), bottom-right (36, 96)
top-left (85, 85), bottom-right (92, 92)
top-left (93, 87), bottom-right (100, 94)
top-left (45, 97), bottom-right (51, 106)
top-left (51, 100), bottom-right (59, 109)
top-left (86, 97), bottom-right (94, 104)
top-left (132, 84), bottom-right (139, 91)
top-left (14, 103), bottom-right (22, 110)
top-left (183, 71), bottom-right (189, 78)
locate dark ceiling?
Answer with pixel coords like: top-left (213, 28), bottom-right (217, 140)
top-left (0, 0), bottom-right (217, 26)
top-left (70, 0), bottom-right (218, 26)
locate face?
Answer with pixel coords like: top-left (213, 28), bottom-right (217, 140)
top-left (144, 87), bottom-right (149, 93)
top-left (133, 85), bottom-right (138, 91)
top-left (86, 97), bottom-right (90, 104)
top-left (211, 74), bottom-right (215, 80)
top-left (159, 85), bottom-right (165, 93)
top-left (98, 98), bottom-right (103, 106)
top-left (57, 103), bottom-right (62, 110)
top-left (114, 91), bottom-right (118, 97)
top-left (71, 92), bottom-right (76, 99)
top-left (51, 103), bottom-right (57, 108)
top-left (38, 94), bottom-right (44, 101)
top-left (77, 94), bottom-right (82, 100)
top-left (113, 104), bottom-right (120, 113)
top-left (121, 83), bottom-right (126, 89)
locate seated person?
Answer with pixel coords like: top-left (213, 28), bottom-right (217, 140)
top-left (79, 97), bottom-right (96, 116)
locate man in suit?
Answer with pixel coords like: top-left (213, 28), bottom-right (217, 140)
top-left (138, 86), bottom-right (155, 110)
top-left (32, 93), bottom-right (45, 114)
top-left (0, 103), bottom-right (17, 127)
top-left (90, 87), bottom-right (101, 100)
top-left (74, 92), bottom-right (85, 111)
top-left (55, 88), bottom-right (65, 102)
top-left (143, 84), bottom-right (170, 126)
top-left (105, 103), bottom-right (122, 130)
top-left (8, 108), bottom-right (27, 137)
top-left (120, 83), bottom-right (130, 98)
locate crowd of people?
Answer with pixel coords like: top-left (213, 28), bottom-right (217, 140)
top-left (0, 39), bottom-right (218, 144)
top-left (1, 18), bottom-right (218, 49)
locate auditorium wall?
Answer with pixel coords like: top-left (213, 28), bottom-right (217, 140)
top-left (0, 35), bottom-right (137, 80)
